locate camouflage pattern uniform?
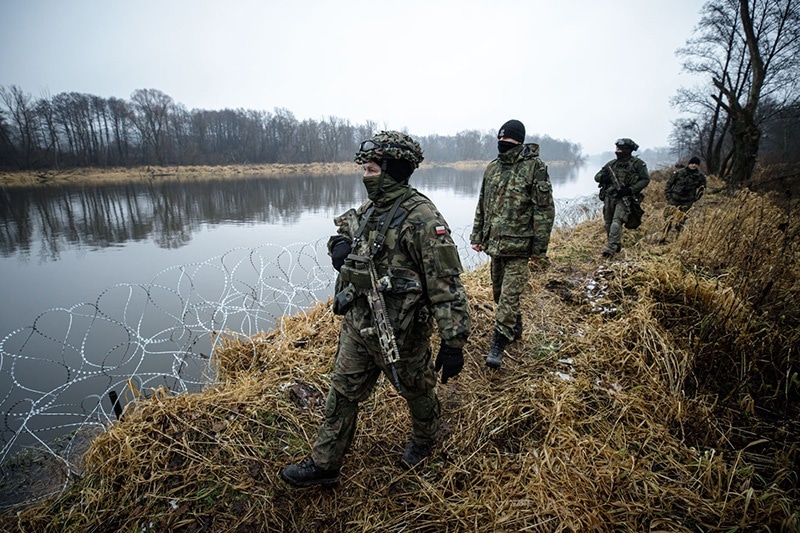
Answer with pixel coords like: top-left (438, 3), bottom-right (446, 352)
top-left (662, 165), bottom-right (706, 239)
top-left (470, 143), bottom-right (555, 341)
top-left (310, 133), bottom-right (471, 471)
top-left (594, 146), bottom-right (650, 254)
top-left (665, 166), bottom-right (706, 211)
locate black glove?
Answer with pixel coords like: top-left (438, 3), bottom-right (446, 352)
top-left (598, 174), bottom-right (612, 186)
top-left (434, 345), bottom-right (464, 384)
top-left (328, 236), bottom-right (351, 272)
top-left (617, 187), bottom-right (633, 197)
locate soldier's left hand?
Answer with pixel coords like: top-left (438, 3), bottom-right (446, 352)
top-left (435, 345), bottom-right (464, 384)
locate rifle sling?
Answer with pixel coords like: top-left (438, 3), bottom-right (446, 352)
top-left (352, 188), bottom-right (412, 261)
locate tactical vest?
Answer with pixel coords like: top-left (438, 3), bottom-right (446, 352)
top-left (339, 191), bottom-right (426, 294)
top-left (609, 157), bottom-right (646, 188)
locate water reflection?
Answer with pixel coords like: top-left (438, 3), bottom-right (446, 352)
top-left (0, 164), bottom-right (588, 261)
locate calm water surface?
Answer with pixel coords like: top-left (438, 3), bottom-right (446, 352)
top-left (1, 164), bottom-right (600, 337)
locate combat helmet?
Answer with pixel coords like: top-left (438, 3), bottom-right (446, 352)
top-left (354, 130), bottom-right (424, 168)
top-left (615, 138), bottom-right (639, 151)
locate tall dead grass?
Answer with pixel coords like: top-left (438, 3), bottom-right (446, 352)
top-left (2, 176), bottom-right (798, 532)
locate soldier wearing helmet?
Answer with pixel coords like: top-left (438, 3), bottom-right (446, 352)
top-left (470, 119), bottom-right (555, 369)
top-left (594, 138), bottom-right (650, 258)
top-left (281, 131), bottom-right (471, 487)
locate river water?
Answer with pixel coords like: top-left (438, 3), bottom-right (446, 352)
top-left (0, 162), bottom-right (602, 460)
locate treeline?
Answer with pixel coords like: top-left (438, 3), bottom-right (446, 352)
top-left (0, 86), bottom-right (584, 171)
top-left (669, 0), bottom-right (800, 184)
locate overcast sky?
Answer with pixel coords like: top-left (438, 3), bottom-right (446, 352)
top-left (1, 0), bottom-right (706, 155)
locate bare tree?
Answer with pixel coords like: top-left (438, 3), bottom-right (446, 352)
top-left (0, 85), bottom-right (45, 168)
top-left (675, 0), bottom-right (800, 184)
top-left (130, 89), bottom-right (175, 165)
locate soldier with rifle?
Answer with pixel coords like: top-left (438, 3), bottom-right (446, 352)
top-left (281, 131), bottom-right (471, 488)
top-left (594, 138), bottom-right (650, 258)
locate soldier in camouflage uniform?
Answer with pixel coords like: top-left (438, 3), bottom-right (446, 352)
top-left (594, 138), bottom-right (650, 258)
top-left (470, 120), bottom-right (555, 369)
top-left (662, 156), bottom-right (707, 239)
top-left (281, 131), bottom-right (471, 488)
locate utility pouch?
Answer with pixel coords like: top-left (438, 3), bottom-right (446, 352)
top-left (339, 254), bottom-right (371, 288)
top-left (625, 199), bottom-right (645, 229)
top-left (333, 284), bottom-right (356, 315)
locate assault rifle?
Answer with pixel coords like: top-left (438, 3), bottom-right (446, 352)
top-left (604, 164), bottom-right (632, 211)
top-left (604, 164), bottom-right (644, 230)
top-left (342, 252), bottom-right (403, 393)
top-left (364, 256), bottom-right (403, 393)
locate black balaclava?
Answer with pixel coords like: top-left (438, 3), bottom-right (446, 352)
top-left (384, 159), bottom-right (415, 183)
top-left (498, 141), bottom-right (519, 153)
top-left (615, 148), bottom-right (632, 161)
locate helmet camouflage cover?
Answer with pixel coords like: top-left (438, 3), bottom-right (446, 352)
top-left (354, 130), bottom-right (424, 168)
top-left (615, 138), bottom-right (640, 151)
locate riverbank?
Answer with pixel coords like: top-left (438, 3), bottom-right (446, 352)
top-left (2, 170), bottom-right (797, 531)
top-left (0, 160), bottom-right (492, 188)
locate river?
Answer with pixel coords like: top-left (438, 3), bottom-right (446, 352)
top-left (0, 161), bottom-right (603, 461)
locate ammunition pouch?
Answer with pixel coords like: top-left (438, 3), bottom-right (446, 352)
top-left (339, 254), bottom-right (371, 289)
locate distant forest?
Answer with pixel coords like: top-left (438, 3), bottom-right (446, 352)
top-left (0, 86), bottom-right (584, 171)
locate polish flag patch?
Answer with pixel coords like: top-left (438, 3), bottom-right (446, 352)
top-left (435, 225), bottom-right (447, 235)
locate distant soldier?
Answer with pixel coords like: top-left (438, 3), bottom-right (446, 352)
top-left (594, 138), bottom-right (650, 258)
top-left (280, 131), bottom-right (471, 488)
top-left (470, 119), bottom-right (555, 369)
top-left (663, 156), bottom-right (707, 237)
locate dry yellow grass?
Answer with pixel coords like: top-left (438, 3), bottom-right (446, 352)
top-left (1, 172), bottom-right (798, 532)
top-left (0, 161), bottom-right (497, 188)
top-left (0, 162), bottom-right (365, 188)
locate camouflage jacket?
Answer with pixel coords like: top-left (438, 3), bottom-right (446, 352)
top-left (594, 156), bottom-right (650, 199)
top-left (665, 167), bottom-right (706, 203)
top-left (334, 184), bottom-right (471, 349)
top-left (470, 143), bottom-right (555, 258)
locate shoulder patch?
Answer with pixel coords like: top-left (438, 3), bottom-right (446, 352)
top-left (435, 225), bottom-right (447, 236)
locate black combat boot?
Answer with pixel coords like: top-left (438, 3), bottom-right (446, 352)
top-left (513, 314), bottom-right (523, 341)
top-left (485, 330), bottom-right (510, 369)
top-left (280, 457), bottom-right (340, 488)
top-left (400, 441), bottom-right (432, 470)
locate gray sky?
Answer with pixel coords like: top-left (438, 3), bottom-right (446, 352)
top-left (0, 0), bottom-right (705, 155)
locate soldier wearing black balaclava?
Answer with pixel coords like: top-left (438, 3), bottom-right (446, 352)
top-left (470, 119), bottom-right (555, 369)
top-left (594, 138), bottom-right (650, 258)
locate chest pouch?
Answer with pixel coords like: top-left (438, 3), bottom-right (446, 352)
top-left (339, 253), bottom-right (372, 288)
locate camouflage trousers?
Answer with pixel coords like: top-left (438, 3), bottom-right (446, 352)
top-left (662, 203), bottom-right (691, 238)
top-left (603, 197), bottom-right (629, 251)
top-left (311, 320), bottom-right (440, 470)
top-left (490, 256), bottom-right (529, 341)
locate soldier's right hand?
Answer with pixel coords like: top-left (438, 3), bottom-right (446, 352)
top-left (329, 236), bottom-right (352, 272)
